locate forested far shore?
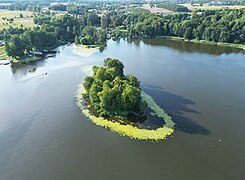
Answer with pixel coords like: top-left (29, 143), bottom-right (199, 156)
top-left (126, 9), bottom-right (245, 44)
top-left (0, 6), bottom-right (244, 61)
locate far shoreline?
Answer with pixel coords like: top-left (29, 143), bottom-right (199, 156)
top-left (156, 35), bottom-right (245, 50)
top-left (1, 37), bottom-right (244, 63)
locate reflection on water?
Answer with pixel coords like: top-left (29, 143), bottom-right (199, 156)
top-left (127, 38), bottom-right (244, 55)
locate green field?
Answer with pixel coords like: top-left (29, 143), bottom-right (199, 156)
top-left (181, 3), bottom-right (245, 11)
top-left (0, 10), bottom-right (35, 29)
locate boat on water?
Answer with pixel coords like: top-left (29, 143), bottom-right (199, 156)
top-left (0, 59), bottom-right (11, 65)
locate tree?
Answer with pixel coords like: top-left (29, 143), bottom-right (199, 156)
top-left (5, 35), bottom-right (25, 57)
top-left (121, 84), bottom-right (141, 111)
top-left (126, 74), bottom-right (140, 88)
top-left (184, 27), bottom-right (193, 40)
top-left (101, 15), bottom-right (107, 29)
top-left (83, 58), bottom-right (147, 118)
top-left (104, 58), bottom-right (124, 77)
top-left (75, 35), bottom-right (80, 44)
top-left (83, 76), bottom-right (94, 94)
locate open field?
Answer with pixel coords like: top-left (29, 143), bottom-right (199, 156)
top-left (181, 3), bottom-right (245, 11)
top-left (0, 10), bottom-right (35, 29)
top-left (50, 2), bottom-right (69, 6)
top-left (140, 4), bottom-right (173, 14)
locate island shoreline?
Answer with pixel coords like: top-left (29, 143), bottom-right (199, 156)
top-left (76, 84), bottom-right (175, 141)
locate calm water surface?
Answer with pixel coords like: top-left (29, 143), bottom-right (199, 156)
top-left (0, 39), bottom-right (245, 180)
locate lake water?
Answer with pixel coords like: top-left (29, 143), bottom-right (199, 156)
top-left (0, 39), bottom-right (245, 180)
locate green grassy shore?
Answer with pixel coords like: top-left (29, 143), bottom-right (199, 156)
top-left (0, 43), bottom-right (64, 63)
top-left (157, 36), bottom-right (245, 50)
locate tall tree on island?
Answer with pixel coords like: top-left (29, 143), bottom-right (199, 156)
top-left (83, 58), bottom-right (147, 118)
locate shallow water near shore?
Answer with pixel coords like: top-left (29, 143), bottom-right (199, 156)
top-left (0, 39), bottom-right (245, 180)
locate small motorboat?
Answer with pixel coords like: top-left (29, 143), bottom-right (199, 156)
top-left (0, 59), bottom-right (11, 65)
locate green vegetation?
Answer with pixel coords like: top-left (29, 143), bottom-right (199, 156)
top-left (141, 92), bottom-right (175, 128)
top-left (48, 4), bottom-right (67, 11)
top-left (2, 14), bottom-right (81, 61)
top-left (4, 29), bottom-right (58, 58)
top-left (157, 4), bottom-right (189, 12)
top-left (0, 46), bottom-right (10, 60)
top-left (132, 8), bottom-right (150, 14)
top-left (78, 105), bottom-right (174, 141)
top-left (1, 2), bottom-right (244, 63)
top-left (126, 9), bottom-right (245, 46)
top-left (0, 46), bottom-right (5, 55)
top-left (0, 2), bottom-right (43, 12)
top-left (0, 45), bottom-right (42, 62)
top-left (11, 56), bottom-right (42, 63)
top-left (83, 58), bottom-right (147, 118)
top-left (181, 3), bottom-right (245, 11)
top-left (157, 36), bottom-right (244, 49)
top-left (76, 87), bottom-right (174, 141)
top-left (0, 11), bottom-right (34, 29)
top-left (77, 26), bottom-right (107, 47)
top-left (76, 58), bottom-right (175, 140)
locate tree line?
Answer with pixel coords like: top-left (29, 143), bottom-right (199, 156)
top-left (2, 7), bottom-right (244, 58)
top-left (157, 3), bottom-right (189, 12)
top-left (3, 14), bottom-right (80, 58)
top-left (126, 9), bottom-right (245, 44)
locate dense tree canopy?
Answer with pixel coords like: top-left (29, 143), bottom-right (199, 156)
top-left (83, 58), bottom-right (147, 118)
top-left (126, 9), bottom-right (245, 44)
top-left (48, 4), bottom-right (67, 11)
top-left (157, 4), bottom-right (189, 12)
top-left (1, 4), bottom-right (244, 58)
top-left (79, 26), bottom-right (107, 45)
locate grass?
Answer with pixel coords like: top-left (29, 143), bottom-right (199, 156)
top-left (181, 3), bottom-right (245, 11)
top-left (0, 45), bottom-right (42, 62)
top-left (191, 39), bottom-right (244, 49)
top-left (84, 43), bottom-right (106, 48)
top-left (12, 56), bottom-right (42, 64)
top-left (0, 46), bottom-right (42, 62)
top-left (157, 35), bottom-right (245, 50)
top-left (0, 10), bottom-right (35, 29)
top-left (0, 41), bottom-right (62, 62)
top-left (76, 84), bottom-right (174, 141)
top-left (140, 4), bottom-right (173, 14)
top-left (0, 46), bottom-right (5, 54)
top-left (0, 46), bottom-right (10, 60)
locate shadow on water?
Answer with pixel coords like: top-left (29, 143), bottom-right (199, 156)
top-left (127, 38), bottom-right (141, 47)
top-left (10, 60), bottom-right (47, 76)
top-left (142, 84), bottom-right (209, 135)
top-left (127, 38), bottom-right (244, 56)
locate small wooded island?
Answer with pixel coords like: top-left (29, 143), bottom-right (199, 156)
top-left (76, 58), bottom-right (175, 141)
